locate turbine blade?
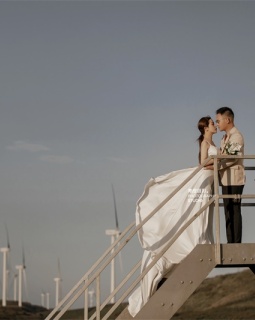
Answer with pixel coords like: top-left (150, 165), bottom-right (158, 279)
top-left (6, 249), bottom-right (11, 271)
top-left (111, 184), bottom-right (119, 230)
top-left (5, 222), bottom-right (10, 249)
top-left (57, 258), bottom-right (62, 278)
top-left (22, 246), bottom-right (26, 269)
top-left (115, 230), bottom-right (124, 273)
top-left (23, 269), bottom-right (29, 302)
top-left (58, 258), bottom-right (63, 299)
top-left (60, 279), bottom-right (63, 301)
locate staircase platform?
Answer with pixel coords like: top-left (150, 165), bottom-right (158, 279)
top-left (216, 243), bottom-right (255, 271)
top-left (117, 243), bottom-right (255, 320)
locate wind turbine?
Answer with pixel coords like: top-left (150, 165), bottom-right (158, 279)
top-left (13, 273), bottom-right (18, 301)
top-left (54, 258), bottom-right (62, 307)
top-left (105, 184), bottom-right (122, 303)
top-left (15, 246), bottom-right (27, 307)
top-left (46, 292), bottom-right (50, 310)
top-left (1, 223), bottom-right (11, 307)
top-left (41, 291), bottom-right (45, 307)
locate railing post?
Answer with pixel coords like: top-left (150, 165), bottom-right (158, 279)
top-left (213, 156), bottom-right (221, 264)
top-left (96, 276), bottom-right (100, 320)
top-left (110, 235), bottom-right (115, 304)
top-left (84, 277), bottom-right (88, 320)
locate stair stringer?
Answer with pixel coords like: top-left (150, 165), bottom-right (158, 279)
top-left (133, 244), bottom-right (216, 320)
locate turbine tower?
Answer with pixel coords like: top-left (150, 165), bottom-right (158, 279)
top-left (15, 247), bottom-right (27, 307)
top-left (1, 223), bottom-right (11, 307)
top-left (41, 291), bottom-right (45, 307)
top-left (13, 273), bottom-right (18, 301)
top-left (105, 184), bottom-right (121, 303)
top-left (16, 265), bottom-right (24, 307)
top-left (54, 258), bottom-right (62, 307)
top-left (46, 292), bottom-right (50, 310)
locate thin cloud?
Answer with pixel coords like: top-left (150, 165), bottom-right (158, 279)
top-left (107, 156), bottom-right (130, 164)
top-left (39, 155), bottom-right (74, 164)
top-left (7, 141), bottom-right (50, 152)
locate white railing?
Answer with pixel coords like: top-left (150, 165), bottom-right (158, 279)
top-left (45, 155), bottom-right (255, 320)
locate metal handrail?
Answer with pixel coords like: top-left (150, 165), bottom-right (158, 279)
top-left (102, 198), bottom-right (215, 320)
top-left (106, 155), bottom-right (255, 318)
top-left (45, 154), bottom-right (255, 320)
top-left (45, 221), bottom-right (136, 320)
top-left (212, 154), bottom-right (255, 263)
top-left (89, 260), bottom-right (142, 320)
top-left (45, 156), bottom-right (213, 319)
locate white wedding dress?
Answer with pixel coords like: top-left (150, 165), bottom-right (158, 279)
top-left (128, 145), bottom-right (217, 317)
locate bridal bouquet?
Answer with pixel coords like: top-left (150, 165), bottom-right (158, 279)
top-left (225, 141), bottom-right (242, 155)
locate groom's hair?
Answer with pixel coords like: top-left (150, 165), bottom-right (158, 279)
top-left (216, 106), bottom-right (234, 120)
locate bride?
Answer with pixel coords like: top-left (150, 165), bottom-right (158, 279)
top-left (128, 116), bottom-right (218, 317)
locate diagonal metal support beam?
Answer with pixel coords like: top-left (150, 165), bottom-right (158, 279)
top-left (133, 244), bottom-right (216, 319)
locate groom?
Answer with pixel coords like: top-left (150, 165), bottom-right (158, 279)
top-left (216, 107), bottom-right (245, 243)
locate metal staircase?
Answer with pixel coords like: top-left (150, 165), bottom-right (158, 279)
top-left (45, 154), bottom-right (255, 320)
top-left (117, 243), bottom-right (255, 319)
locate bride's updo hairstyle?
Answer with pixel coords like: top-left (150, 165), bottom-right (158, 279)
top-left (197, 116), bottom-right (211, 163)
top-left (197, 116), bottom-right (211, 145)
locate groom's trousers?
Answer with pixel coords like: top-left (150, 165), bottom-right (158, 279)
top-left (222, 185), bottom-right (244, 243)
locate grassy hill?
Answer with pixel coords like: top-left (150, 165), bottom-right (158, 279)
top-left (172, 268), bottom-right (255, 319)
top-left (0, 301), bottom-right (47, 319)
top-left (1, 269), bottom-right (255, 319)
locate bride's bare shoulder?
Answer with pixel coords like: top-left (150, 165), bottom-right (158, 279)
top-left (201, 140), bottom-right (210, 148)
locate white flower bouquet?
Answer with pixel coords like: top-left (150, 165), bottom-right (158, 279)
top-left (225, 141), bottom-right (242, 155)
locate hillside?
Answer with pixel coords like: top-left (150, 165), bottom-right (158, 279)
top-left (172, 268), bottom-right (255, 319)
top-left (0, 301), bottom-right (46, 319)
top-left (1, 269), bottom-right (255, 319)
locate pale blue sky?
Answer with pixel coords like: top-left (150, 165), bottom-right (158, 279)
top-left (1, 0), bottom-right (255, 309)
